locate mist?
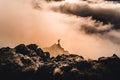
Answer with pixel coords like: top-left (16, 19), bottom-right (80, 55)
top-left (0, 0), bottom-right (120, 59)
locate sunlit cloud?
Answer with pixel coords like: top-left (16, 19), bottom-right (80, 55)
top-left (0, 0), bottom-right (120, 59)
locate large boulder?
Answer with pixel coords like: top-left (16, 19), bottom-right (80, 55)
top-left (15, 44), bottom-right (30, 55)
top-left (26, 44), bottom-right (38, 52)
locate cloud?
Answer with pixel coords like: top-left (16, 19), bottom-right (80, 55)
top-left (105, 0), bottom-right (120, 2)
top-left (0, 0), bottom-right (120, 58)
top-left (32, 0), bottom-right (120, 32)
top-left (51, 0), bottom-right (120, 29)
top-left (37, 0), bottom-right (120, 58)
top-left (44, 0), bottom-right (120, 44)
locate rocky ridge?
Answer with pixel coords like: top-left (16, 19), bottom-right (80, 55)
top-left (0, 44), bottom-right (120, 80)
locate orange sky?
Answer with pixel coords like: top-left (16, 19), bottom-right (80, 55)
top-left (0, 0), bottom-right (120, 59)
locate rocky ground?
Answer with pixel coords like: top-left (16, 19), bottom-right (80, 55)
top-left (0, 44), bottom-right (120, 80)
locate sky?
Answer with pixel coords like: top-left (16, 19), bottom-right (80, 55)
top-left (0, 0), bottom-right (120, 59)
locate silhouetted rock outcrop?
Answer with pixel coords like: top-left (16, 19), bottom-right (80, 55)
top-left (98, 54), bottom-right (120, 80)
top-left (15, 44), bottom-right (31, 55)
top-left (43, 40), bottom-right (69, 56)
top-left (0, 44), bottom-right (120, 80)
top-left (27, 44), bottom-right (38, 51)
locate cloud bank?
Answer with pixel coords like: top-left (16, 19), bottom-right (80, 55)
top-left (0, 0), bottom-right (120, 58)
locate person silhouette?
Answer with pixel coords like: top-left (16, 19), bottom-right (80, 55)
top-left (58, 39), bottom-right (61, 45)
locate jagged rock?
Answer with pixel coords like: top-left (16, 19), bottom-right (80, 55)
top-left (0, 47), bottom-right (11, 53)
top-left (53, 67), bottom-right (63, 75)
top-left (15, 44), bottom-right (30, 55)
top-left (98, 54), bottom-right (120, 66)
top-left (35, 64), bottom-right (54, 80)
top-left (0, 44), bottom-right (120, 80)
top-left (36, 48), bottom-right (44, 56)
top-left (39, 52), bottom-right (50, 62)
top-left (112, 54), bottom-right (119, 58)
top-left (27, 44), bottom-right (38, 52)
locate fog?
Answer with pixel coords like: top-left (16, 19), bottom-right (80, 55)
top-left (0, 0), bottom-right (120, 59)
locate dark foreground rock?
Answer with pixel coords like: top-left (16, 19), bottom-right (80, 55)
top-left (0, 44), bottom-right (120, 80)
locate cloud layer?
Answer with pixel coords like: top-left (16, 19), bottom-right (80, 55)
top-left (0, 0), bottom-right (120, 58)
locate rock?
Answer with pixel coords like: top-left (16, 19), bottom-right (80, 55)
top-left (0, 44), bottom-right (120, 80)
top-left (15, 44), bottom-right (30, 55)
top-left (27, 44), bottom-right (38, 52)
top-left (36, 48), bottom-right (44, 57)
